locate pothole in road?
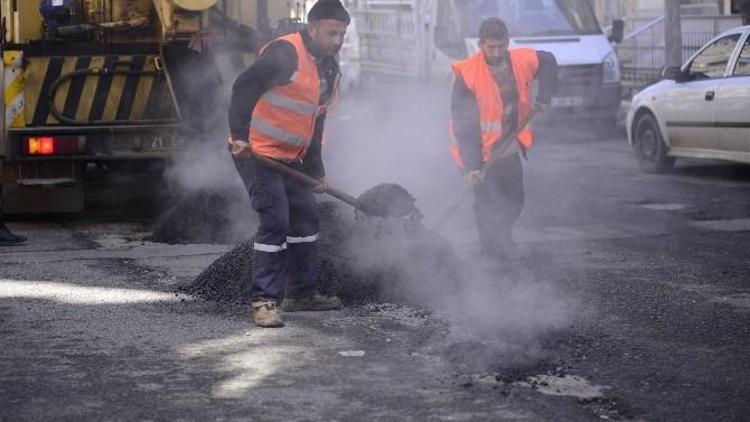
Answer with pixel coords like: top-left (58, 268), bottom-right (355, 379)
top-left (515, 375), bottom-right (641, 421)
top-left (516, 374), bottom-right (607, 400)
top-left (460, 369), bottom-right (638, 421)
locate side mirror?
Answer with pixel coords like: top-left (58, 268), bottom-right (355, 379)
top-left (662, 66), bottom-right (688, 82)
top-left (608, 19), bottom-right (625, 44)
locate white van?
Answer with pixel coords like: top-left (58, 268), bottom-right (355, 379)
top-left (351, 0), bottom-right (623, 125)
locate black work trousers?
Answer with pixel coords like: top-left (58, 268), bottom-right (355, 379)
top-left (233, 156), bottom-right (320, 303)
top-left (472, 153), bottom-right (525, 260)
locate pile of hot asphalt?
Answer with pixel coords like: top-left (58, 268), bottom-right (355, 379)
top-left (148, 187), bottom-right (254, 245)
top-left (180, 184), bottom-right (468, 306)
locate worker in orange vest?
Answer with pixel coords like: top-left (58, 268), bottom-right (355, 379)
top-left (451, 18), bottom-right (558, 262)
top-left (227, 0), bottom-right (349, 328)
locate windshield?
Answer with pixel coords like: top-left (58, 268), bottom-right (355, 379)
top-left (457, 0), bottom-right (601, 38)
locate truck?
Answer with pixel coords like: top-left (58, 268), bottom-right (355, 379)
top-left (349, 0), bottom-right (624, 126)
top-left (0, 0), bottom-right (307, 214)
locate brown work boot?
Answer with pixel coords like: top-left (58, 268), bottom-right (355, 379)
top-left (251, 301), bottom-right (284, 328)
top-left (281, 293), bottom-right (342, 312)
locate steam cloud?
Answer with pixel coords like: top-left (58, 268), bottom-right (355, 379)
top-left (327, 79), bottom-right (577, 365)
top-left (164, 51), bottom-right (576, 367)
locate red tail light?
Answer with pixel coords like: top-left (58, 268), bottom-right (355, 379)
top-left (23, 136), bottom-right (86, 155)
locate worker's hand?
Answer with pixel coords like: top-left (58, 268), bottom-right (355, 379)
top-left (534, 101), bottom-right (550, 113)
top-left (229, 139), bottom-right (252, 159)
top-left (312, 177), bottom-right (327, 193)
top-left (466, 170), bottom-right (485, 188)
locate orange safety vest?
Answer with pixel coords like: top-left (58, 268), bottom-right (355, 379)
top-left (248, 33), bottom-right (335, 161)
top-left (450, 48), bottom-right (539, 169)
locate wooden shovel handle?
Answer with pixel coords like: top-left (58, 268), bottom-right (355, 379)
top-left (251, 153), bottom-right (361, 210)
top-left (483, 109), bottom-right (538, 172)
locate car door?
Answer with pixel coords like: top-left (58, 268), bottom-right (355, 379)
top-left (715, 31), bottom-right (750, 157)
top-left (660, 33), bottom-right (742, 151)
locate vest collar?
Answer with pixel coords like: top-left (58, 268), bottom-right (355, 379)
top-left (481, 51), bottom-right (511, 67)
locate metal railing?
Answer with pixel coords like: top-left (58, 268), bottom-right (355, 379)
top-left (616, 15), bottom-right (742, 98)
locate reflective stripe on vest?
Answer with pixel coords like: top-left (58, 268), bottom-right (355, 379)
top-left (249, 33), bottom-right (329, 161)
top-left (252, 117), bottom-right (308, 147)
top-left (449, 48), bottom-right (539, 169)
top-left (481, 121), bottom-right (503, 133)
top-left (262, 91), bottom-right (319, 115)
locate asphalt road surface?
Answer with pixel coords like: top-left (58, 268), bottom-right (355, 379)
top-left (2, 126), bottom-right (749, 421)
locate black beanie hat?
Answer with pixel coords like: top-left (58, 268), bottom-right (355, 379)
top-left (308, 0), bottom-right (351, 24)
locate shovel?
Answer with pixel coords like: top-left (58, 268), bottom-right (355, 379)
top-left (249, 153), bottom-right (408, 218)
top-left (431, 109), bottom-right (540, 230)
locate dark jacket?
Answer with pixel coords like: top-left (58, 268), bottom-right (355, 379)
top-left (451, 50), bottom-right (558, 171)
top-left (228, 30), bottom-right (340, 178)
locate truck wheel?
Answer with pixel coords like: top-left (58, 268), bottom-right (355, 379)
top-left (633, 112), bottom-right (675, 174)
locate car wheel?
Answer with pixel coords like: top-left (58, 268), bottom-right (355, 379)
top-left (633, 112), bottom-right (675, 174)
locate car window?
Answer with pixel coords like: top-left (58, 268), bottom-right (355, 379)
top-left (732, 35), bottom-right (750, 76)
top-left (687, 34), bottom-right (741, 79)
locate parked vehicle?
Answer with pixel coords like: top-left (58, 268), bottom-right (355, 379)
top-left (349, 0), bottom-right (623, 124)
top-left (0, 1), bottom-right (296, 214)
top-left (627, 25), bottom-right (750, 173)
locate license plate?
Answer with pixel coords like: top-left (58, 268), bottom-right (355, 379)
top-left (551, 96), bottom-right (584, 107)
top-left (144, 135), bottom-right (183, 151)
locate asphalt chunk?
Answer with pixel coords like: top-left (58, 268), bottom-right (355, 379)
top-left (356, 183), bottom-right (418, 218)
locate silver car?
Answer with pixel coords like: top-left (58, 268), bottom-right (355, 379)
top-left (627, 25), bottom-right (750, 173)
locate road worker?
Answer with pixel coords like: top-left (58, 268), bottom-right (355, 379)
top-left (451, 17), bottom-right (558, 262)
top-left (227, 0), bottom-right (350, 327)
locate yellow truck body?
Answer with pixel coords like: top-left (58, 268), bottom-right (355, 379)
top-left (1, 0), bottom-right (302, 213)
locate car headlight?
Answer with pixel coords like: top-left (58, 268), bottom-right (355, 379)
top-left (603, 51), bottom-right (621, 84)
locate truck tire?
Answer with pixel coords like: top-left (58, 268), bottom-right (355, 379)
top-left (633, 112), bottom-right (675, 174)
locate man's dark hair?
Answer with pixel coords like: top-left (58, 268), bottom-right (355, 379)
top-left (479, 17), bottom-right (509, 40)
top-left (308, 0), bottom-right (351, 24)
